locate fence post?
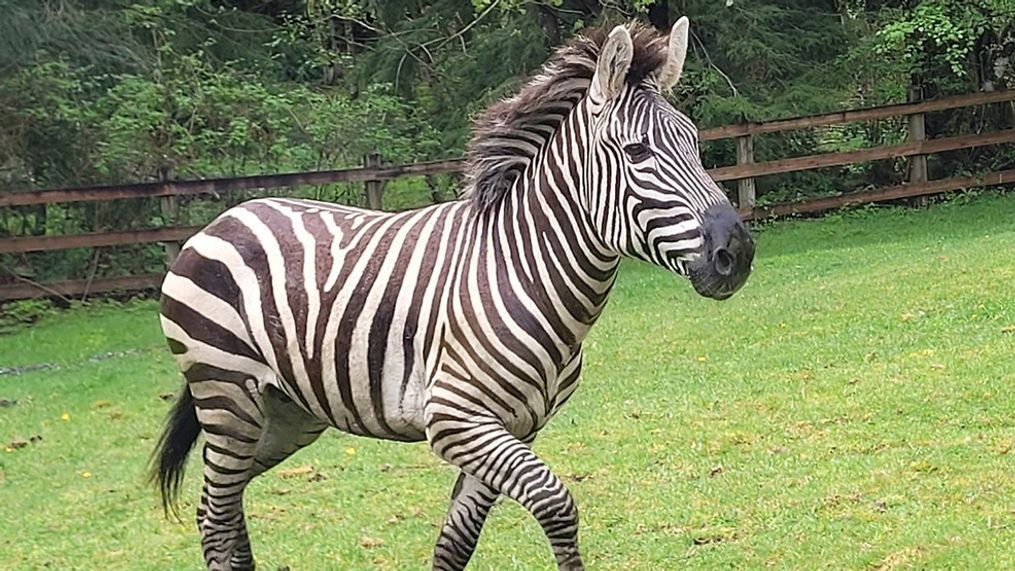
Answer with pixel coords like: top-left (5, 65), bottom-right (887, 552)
top-left (906, 85), bottom-right (928, 185)
top-left (364, 152), bottom-right (384, 210)
top-left (735, 133), bottom-right (756, 211)
top-left (159, 165), bottom-right (181, 266)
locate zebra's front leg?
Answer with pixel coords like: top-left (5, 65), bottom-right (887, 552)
top-left (432, 472), bottom-right (499, 570)
top-left (427, 416), bottom-right (583, 570)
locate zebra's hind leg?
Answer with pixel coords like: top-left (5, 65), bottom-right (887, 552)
top-left (427, 413), bottom-right (583, 570)
top-left (194, 380), bottom-right (326, 571)
top-left (249, 384), bottom-right (328, 477)
top-left (191, 374), bottom-right (264, 571)
top-left (432, 472), bottom-right (500, 570)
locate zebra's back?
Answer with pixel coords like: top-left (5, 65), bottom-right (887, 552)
top-left (160, 197), bottom-right (472, 442)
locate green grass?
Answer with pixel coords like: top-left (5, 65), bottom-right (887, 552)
top-left (1, 193), bottom-right (1013, 570)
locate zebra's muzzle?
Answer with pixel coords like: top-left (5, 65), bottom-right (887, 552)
top-left (689, 203), bottom-right (755, 300)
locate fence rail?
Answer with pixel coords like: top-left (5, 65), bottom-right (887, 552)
top-left (1, 89), bottom-right (1013, 301)
top-left (739, 168), bottom-right (1015, 220)
top-left (710, 128), bottom-right (1015, 182)
top-left (697, 89), bottom-right (1015, 141)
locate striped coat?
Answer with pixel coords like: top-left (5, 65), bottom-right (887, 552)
top-left (152, 18), bottom-right (754, 571)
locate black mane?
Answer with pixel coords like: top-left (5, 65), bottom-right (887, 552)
top-left (461, 22), bottom-right (670, 212)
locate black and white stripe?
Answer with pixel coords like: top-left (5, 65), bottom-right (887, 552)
top-left (151, 19), bottom-right (753, 571)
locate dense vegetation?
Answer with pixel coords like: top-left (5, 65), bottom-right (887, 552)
top-left (1, 0), bottom-right (1013, 285)
top-left (1, 194), bottom-right (1013, 568)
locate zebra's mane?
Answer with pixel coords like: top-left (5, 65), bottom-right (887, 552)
top-left (462, 22), bottom-right (670, 212)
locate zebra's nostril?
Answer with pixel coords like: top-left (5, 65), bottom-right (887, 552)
top-left (714, 248), bottom-right (734, 276)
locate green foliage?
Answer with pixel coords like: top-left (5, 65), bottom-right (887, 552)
top-left (845, 0), bottom-right (1014, 97)
top-left (876, 3), bottom-right (985, 78)
top-left (0, 0), bottom-right (442, 284)
top-left (0, 298), bottom-right (56, 335)
top-left (90, 65), bottom-right (438, 180)
top-left (871, 0), bottom-right (996, 93)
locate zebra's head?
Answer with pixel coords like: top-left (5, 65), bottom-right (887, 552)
top-left (583, 19), bottom-right (754, 300)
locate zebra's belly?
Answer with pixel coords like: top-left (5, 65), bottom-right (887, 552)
top-left (265, 349), bottom-right (429, 443)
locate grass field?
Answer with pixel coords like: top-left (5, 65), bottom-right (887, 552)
top-left (1, 193), bottom-right (1013, 570)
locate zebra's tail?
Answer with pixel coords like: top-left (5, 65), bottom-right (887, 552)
top-left (148, 384), bottom-right (200, 519)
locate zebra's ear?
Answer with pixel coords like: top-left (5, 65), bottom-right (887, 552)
top-left (658, 16), bottom-right (690, 91)
top-left (590, 25), bottom-right (634, 103)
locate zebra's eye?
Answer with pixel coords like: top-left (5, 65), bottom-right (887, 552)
top-left (623, 140), bottom-right (652, 162)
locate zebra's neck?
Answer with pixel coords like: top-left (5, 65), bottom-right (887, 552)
top-left (467, 104), bottom-right (621, 354)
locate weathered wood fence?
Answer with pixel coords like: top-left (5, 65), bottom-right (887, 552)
top-left (1, 90), bottom-right (1012, 301)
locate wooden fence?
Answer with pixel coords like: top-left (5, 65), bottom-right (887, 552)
top-left (1, 90), bottom-right (1012, 301)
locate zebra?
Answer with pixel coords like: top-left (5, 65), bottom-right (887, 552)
top-left (151, 17), bottom-right (754, 571)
